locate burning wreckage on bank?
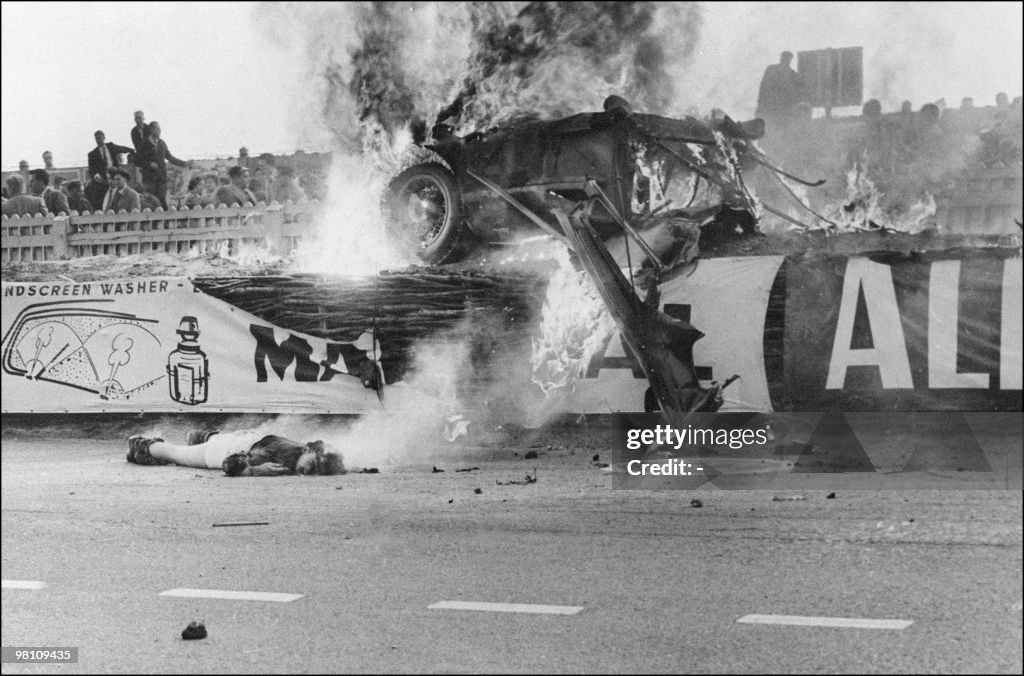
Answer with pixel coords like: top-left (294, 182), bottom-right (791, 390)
top-left (381, 95), bottom-right (824, 420)
top-left (187, 96), bottom-right (1019, 422)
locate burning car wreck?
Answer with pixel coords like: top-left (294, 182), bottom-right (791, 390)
top-left (384, 96), bottom-right (771, 418)
top-left (384, 96), bottom-right (766, 267)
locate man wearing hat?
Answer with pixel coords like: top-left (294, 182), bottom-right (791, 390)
top-left (756, 51), bottom-right (808, 135)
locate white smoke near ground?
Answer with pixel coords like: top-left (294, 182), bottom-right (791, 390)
top-left (289, 151), bottom-right (413, 276)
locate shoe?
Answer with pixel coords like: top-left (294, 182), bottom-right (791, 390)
top-left (127, 436), bottom-right (167, 465)
top-left (186, 429), bottom-right (220, 445)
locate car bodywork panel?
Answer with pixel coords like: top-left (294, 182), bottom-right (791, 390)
top-left (418, 109), bottom-right (760, 243)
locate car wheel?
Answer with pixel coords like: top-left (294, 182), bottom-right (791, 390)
top-left (385, 163), bottom-right (469, 265)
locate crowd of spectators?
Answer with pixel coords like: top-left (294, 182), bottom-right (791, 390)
top-left (2, 110), bottom-right (330, 217)
top-left (749, 86), bottom-right (1022, 221)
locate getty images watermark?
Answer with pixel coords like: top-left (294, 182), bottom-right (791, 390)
top-left (611, 412), bottom-right (1022, 490)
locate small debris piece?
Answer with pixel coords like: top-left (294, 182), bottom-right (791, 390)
top-left (335, 486), bottom-right (343, 490)
top-left (594, 462), bottom-right (610, 469)
top-left (826, 492), bottom-right (836, 499)
top-left (473, 488), bottom-right (483, 494)
top-left (690, 499), bottom-right (703, 508)
top-left (181, 621), bottom-right (207, 640)
top-left (772, 495), bottom-right (807, 502)
top-left (212, 522), bottom-right (269, 528)
top-left (592, 454), bottom-right (600, 462)
top-left (456, 467), bottom-right (480, 473)
top-left (448, 499), bottom-right (454, 503)
top-left (496, 468), bottom-right (538, 486)
top-left (524, 451), bottom-right (538, 459)
top-left (357, 468), bottom-right (380, 474)
top-left (432, 466), bottom-right (445, 473)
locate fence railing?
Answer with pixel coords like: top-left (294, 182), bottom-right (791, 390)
top-left (935, 165), bottom-right (1023, 234)
top-left (1, 200), bottom-right (320, 263)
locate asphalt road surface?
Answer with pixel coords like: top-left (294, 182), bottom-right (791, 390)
top-left (2, 423), bottom-right (1021, 674)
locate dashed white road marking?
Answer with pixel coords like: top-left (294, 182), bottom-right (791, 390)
top-left (160, 588), bottom-right (303, 603)
top-left (737, 614), bottom-right (913, 630)
top-left (2, 580), bottom-right (48, 590)
top-left (429, 601), bottom-right (584, 615)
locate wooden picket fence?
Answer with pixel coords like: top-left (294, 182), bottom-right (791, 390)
top-left (1, 200), bottom-right (319, 262)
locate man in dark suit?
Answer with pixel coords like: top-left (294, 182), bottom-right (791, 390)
top-left (88, 130), bottom-right (133, 179)
top-left (106, 169), bottom-right (141, 213)
top-left (84, 173), bottom-right (108, 212)
top-left (28, 169), bottom-right (70, 215)
top-left (130, 110), bottom-right (147, 154)
top-left (65, 180), bottom-right (94, 213)
top-left (136, 121), bottom-right (191, 209)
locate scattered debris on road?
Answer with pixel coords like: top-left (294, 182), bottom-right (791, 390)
top-left (356, 468), bottom-right (380, 474)
top-left (456, 467), bottom-right (480, 473)
top-left (474, 488), bottom-right (483, 494)
top-left (826, 492), bottom-right (836, 499)
top-left (181, 621), bottom-right (207, 640)
top-left (772, 495), bottom-right (807, 502)
top-left (497, 468), bottom-right (537, 485)
top-left (592, 454), bottom-right (600, 462)
top-left (690, 499), bottom-right (703, 508)
top-left (432, 466), bottom-right (445, 473)
top-left (524, 451), bottom-right (538, 459)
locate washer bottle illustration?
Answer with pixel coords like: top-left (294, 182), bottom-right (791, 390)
top-left (167, 316), bottom-right (209, 405)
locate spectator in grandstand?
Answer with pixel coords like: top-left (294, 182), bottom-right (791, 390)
top-left (105, 169), bottom-right (141, 213)
top-left (52, 176), bottom-right (67, 195)
top-left (258, 152), bottom-right (276, 171)
top-left (238, 146), bottom-right (250, 168)
top-left (42, 151), bottom-right (54, 170)
top-left (130, 110), bottom-right (148, 154)
top-left (88, 130), bottom-right (133, 179)
top-left (136, 121), bottom-right (190, 210)
top-left (202, 173), bottom-right (220, 200)
top-left (28, 169), bottom-right (70, 215)
top-left (248, 167), bottom-right (269, 203)
top-left (213, 166), bottom-right (257, 206)
top-left (270, 165), bottom-right (307, 203)
top-left (126, 429), bottom-right (346, 477)
top-left (183, 176), bottom-right (210, 209)
top-left (2, 174), bottom-right (46, 217)
top-left (134, 182), bottom-right (162, 211)
top-left (85, 173), bottom-right (108, 211)
top-left (756, 51), bottom-right (808, 138)
top-left (65, 180), bottom-right (94, 213)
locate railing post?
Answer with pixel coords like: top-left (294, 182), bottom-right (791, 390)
top-left (52, 214), bottom-right (70, 259)
top-left (264, 203), bottom-right (285, 254)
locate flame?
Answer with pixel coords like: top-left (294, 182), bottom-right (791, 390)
top-left (824, 159), bottom-right (937, 234)
top-left (530, 245), bottom-right (617, 395)
top-left (440, 2), bottom-right (699, 134)
top-left (291, 144), bottom-right (415, 276)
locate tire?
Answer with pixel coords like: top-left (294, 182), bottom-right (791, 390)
top-left (384, 163), bottom-right (469, 265)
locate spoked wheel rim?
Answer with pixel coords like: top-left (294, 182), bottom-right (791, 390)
top-left (395, 176), bottom-right (450, 248)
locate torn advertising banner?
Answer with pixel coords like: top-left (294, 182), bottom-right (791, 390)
top-left (1, 278), bottom-right (384, 413)
top-left (2, 247), bottom-right (1020, 415)
top-left (574, 249), bottom-right (1021, 413)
